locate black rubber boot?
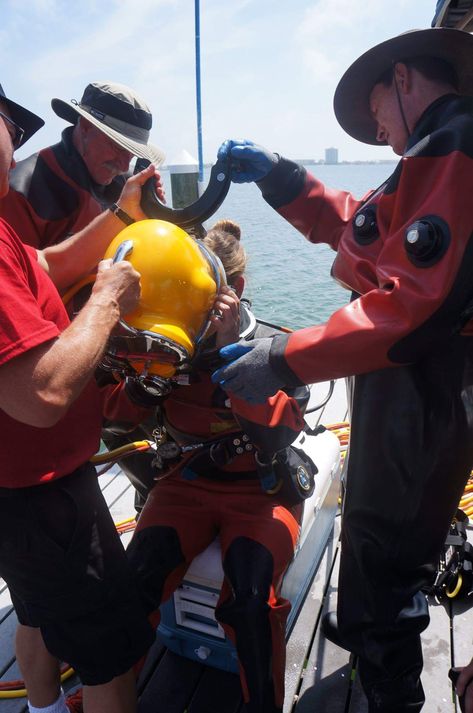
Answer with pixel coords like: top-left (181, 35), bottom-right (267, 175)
top-left (361, 669), bottom-right (425, 713)
top-left (218, 537), bottom-right (281, 713)
top-left (321, 611), bottom-right (350, 651)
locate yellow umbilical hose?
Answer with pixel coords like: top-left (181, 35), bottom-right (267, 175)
top-left (322, 422), bottom-right (350, 508)
top-left (325, 421), bottom-right (350, 467)
top-left (459, 473), bottom-right (473, 518)
top-left (90, 440), bottom-right (154, 465)
top-left (0, 665), bottom-right (75, 699)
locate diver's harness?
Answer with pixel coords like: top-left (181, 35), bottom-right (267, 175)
top-left (152, 426), bottom-right (253, 477)
top-left (150, 423), bottom-right (318, 507)
top-left (426, 509), bottom-right (473, 601)
top-left (139, 304), bottom-right (320, 505)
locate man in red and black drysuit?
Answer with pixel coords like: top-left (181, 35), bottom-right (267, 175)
top-left (126, 291), bottom-right (312, 713)
top-left (0, 82), bottom-right (165, 713)
top-left (0, 81), bottom-right (164, 249)
top-left (214, 28), bottom-right (473, 712)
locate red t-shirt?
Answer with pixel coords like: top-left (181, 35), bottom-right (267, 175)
top-left (0, 219), bottom-right (103, 487)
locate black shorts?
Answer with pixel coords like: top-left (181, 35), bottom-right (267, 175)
top-left (0, 464), bottom-right (154, 686)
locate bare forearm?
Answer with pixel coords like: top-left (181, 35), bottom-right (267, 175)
top-left (0, 260), bottom-right (140, 428)
top-left (0, 292), bottom-right (119, 427)
top-left (35, 293), bottom-right (120, 410)
top-left (40, 210), bottom-right (125, 290)
top-left (39, 164), bottom-right (159, 291)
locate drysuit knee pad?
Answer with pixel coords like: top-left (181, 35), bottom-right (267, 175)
top-left (127, 525), bottom-right (184, 613)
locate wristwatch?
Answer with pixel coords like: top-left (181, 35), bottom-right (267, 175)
top-left (109, 202), bottom-right (135, 226)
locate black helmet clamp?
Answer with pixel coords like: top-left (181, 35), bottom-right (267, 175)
top-left (137, 152), bottom-right (233, 231)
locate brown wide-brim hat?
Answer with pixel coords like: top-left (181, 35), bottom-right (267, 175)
top-left (333, 28), bottom-right (473, 146)
top-left (52, 81), bottom-right (165, 167)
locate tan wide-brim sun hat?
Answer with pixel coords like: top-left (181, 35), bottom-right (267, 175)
top-left (52, 81), bottom-right (165, 167)
top-left (333, 27), bottom-right (473, 146)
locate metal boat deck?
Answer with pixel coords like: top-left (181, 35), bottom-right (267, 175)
top-left (0, 378), bottom-right (470, 712)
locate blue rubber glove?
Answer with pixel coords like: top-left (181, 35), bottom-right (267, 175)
top-left (217, 139), bottom-right (278, 183)
top-left (211, 338), bottom-right (285, 404)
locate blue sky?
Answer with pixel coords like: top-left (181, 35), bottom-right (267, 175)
top-left (3, 0), bottom-right (440, 164)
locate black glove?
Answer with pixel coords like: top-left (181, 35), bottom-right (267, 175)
top-left (217, 139), bottom-right (278, 183)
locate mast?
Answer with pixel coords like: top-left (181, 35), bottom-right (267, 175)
top-left (194, 0), bottom-right (204, 184)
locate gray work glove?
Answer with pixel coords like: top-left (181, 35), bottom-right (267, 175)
top-left (211, 338), bottom-right (285, 404)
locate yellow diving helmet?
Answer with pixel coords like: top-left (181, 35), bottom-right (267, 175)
top-left (102, 219), bottom-right (225, 395)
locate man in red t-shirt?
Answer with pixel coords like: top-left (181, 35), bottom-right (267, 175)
top-left (0, 83), bottom-right (163, 713)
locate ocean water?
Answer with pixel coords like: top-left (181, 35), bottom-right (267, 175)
top-left (162, 163), bottom-right (396, 330)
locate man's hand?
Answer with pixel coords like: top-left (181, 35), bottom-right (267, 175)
top-left (92, 258), bottom-right (141, 319)
top-left (211, 337), bottom-right (285, 403)
top-left (118, 164), bottom-right (166, 220)
top-left (217, 139), bottom-right (278, 183)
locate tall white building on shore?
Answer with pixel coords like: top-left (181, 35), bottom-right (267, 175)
top-left (325, 147), bottom-right (339, 164)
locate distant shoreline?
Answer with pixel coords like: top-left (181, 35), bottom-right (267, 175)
top-left (300, 159), bottom-right (398, 166)
top-left (160, 159), bottom-right (397, 170)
